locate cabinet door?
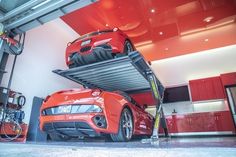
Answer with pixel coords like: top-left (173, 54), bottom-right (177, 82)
top-left (212, 77), bottom-right (226, 99)
top-left (165, 115), bottom-right (178, 133)
top-left (220, 72), bottom-right (236, 86)
top-left (175, 115), bottom-right (191, 132)
top-left (189, 80), bottom-right (201, 101)
top-left (189, 113), bottom-right (207, 132)
top-left (215, 111), bottom-right (235, 132)
top-left (189, 77), bottom-right (225, 101)
top-left (203, 112), bottom-right (217, 132)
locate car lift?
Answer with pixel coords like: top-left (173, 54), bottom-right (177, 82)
top-left (53, 51), bottom-right (169, 143)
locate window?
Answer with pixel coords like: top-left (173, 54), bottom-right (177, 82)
top-left (163, 86), bottom-right (190, 103)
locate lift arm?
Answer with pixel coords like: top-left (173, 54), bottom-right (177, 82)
top-left (53, 51), bottom-right (168, 138)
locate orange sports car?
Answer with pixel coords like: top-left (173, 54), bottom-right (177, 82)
top-left (65, 28), bottom-right (135, 68)
top-left (39, 88), bottom-right (154, 142)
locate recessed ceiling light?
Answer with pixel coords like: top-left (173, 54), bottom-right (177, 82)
top-left (204, 39), bottom-right (209, 42)
top-left (105, 24), bottom-right (109, 27)
top-left (150, 9), bottom-right (155, 13)
top-left (159, 32), bottom-right (163, 35)
top-left (203, 16), bottom-right (214, 23)
top-left (165, 48), bottom-right (169, 51)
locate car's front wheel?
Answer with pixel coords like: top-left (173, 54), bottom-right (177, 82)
top-left (110, 108), bottom-right (133, 142)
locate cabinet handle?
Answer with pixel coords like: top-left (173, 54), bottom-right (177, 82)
top-left (188, 118), bottom-right (191, 124)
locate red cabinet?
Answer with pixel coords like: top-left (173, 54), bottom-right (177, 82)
top-left (167, 115), bottom-right (178, 133)
top-left (189, 77), bottom-right (225, 101)
top-left (220, 72), bottom-right (236, 86)
top-left (214, 111), bottom-right (235, 131)
top-left (164, 111), bottom-right (235, 134)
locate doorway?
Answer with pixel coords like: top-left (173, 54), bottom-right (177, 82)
top-left (226, 86), bottom-right (236, 127)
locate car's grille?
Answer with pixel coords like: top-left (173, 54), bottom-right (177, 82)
top-left (80, 46), bottom-right (91, 52)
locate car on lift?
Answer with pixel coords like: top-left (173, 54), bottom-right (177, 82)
top-left (65, 28), bottom-right (135, 68)
top-left (39, 88), bottom-right (154, 142)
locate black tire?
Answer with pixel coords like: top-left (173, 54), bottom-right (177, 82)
top-left (123, 40), bottom-right (134, 54)
top-left (48, 133), bottom-right (70, 141)
top-left (110, 108), bottom-right (133, 142)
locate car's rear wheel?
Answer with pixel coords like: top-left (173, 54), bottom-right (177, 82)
top-left (110, 108), bottom-right (133, 142)
top-left (49, 133), bottom-right (70, 141)
top-left (123, 40), bottom-right (134, 54)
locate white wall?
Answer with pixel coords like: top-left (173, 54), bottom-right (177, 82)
top-left (1, 19), bottom-right (81, 124)
top-left (148, 46), bottom-right (236, 115)
top-left (151, 45), bottom-right (236, 87)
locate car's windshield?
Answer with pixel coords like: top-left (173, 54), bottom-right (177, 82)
top-left (71, 29), bottom-right (114, 44)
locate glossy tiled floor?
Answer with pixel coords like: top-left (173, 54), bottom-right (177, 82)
top-left (0, 137), bottom-right (235, 157)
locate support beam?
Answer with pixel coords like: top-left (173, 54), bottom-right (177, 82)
top-left (0, 0), bottom-right (46, 22)
top-left (4, 0), bottom-right (97, 31)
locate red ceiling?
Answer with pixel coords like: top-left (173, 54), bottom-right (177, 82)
top-left (61, 0), bottom-right (236, 61)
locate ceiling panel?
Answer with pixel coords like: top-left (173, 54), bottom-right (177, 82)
top-left (61, 0), bottom-right (236, 61)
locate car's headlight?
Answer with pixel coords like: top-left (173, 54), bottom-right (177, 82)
top-left (71, 105), bottom-right (102, 113)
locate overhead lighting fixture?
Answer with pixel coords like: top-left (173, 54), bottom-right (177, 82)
top-left (105, 24), bottom-right (109, 27)
top-left (150, 9), bottom-right (155, 13)
top-left (159, 31), bottom-right (163, 35)
top-left (165, 48), bottom-right (169, 51)
top-left (203, 16), bottom-right (214, 23)
top-left (204, 39), bottom-right (209, 42)
top-left (32, 0), bottom-right (52, 10)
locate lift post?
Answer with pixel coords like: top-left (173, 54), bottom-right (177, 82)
top-left (53, 51), bottom-right (168, 140)
top-left (146, 72), bottom-right (168, 140)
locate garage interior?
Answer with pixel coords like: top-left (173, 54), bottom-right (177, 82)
top-left (0, 0), bottom-right (236, 156)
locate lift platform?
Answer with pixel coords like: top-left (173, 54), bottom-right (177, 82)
top-left (54, 51), bottom-right (163, 93)
top-left (53, 51), bottom-right (168, 139)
